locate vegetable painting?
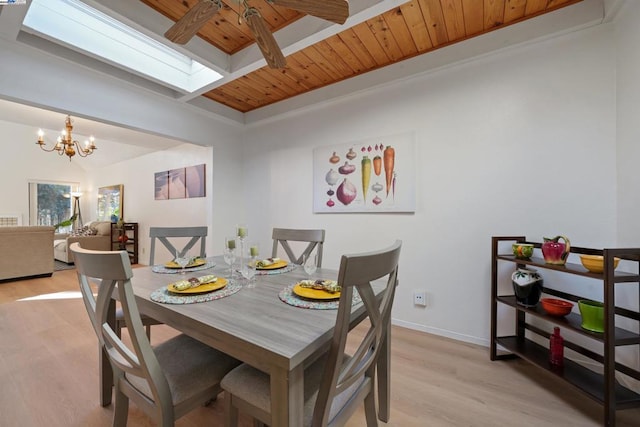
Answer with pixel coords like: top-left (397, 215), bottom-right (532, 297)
top-left (373, 155), bottom-right (382, 176)
top-left (317, 134), bottom-right (413, 213)
top-left (383, 145), bottom-right (395, 197)
top-left (336, 178), bottom-right (357, 205)
top-left (338, 161), bottom-right (356, 175)
top-left (361, 156), bottom-right (371, 202)
top-left (325, 169), bottom-right (339, 185)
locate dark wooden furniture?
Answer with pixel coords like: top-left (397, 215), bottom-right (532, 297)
top-left (111, 222), bottom-right (138, 264)
top-left (490, 236), bottom-right (640, 426)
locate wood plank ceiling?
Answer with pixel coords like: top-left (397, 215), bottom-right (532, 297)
top-left (141, 0), bottom-right (582, 113)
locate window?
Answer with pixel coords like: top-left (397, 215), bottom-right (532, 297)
top-left (23, 0), bottom-right (223, 93)
top-left (29, 182), bottom-right (78, 232)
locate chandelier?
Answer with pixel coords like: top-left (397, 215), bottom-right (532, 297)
top-left (36, 115), bottom-right (97, 161)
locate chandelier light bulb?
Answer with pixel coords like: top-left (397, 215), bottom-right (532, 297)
top-left (35, 115), bottom-right (98, 161)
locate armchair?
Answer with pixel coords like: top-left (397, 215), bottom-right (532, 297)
top-left (53, 221), bottom-right (112, 264)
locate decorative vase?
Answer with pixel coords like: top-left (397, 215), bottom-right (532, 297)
top-left (511, 267), bottom-right (543, 307)
top-left (542, 235), bottom-right (571, 265)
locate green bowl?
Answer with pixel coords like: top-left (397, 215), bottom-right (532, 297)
top-left (578, 300), bottom-right (604, 333)
top-left (512, 243), bottom-right (534, 259)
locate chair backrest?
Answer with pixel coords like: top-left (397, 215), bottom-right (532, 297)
top-left (271, 227), bottom-right (325, 267)
top-left (149, 226), bottom-right (207, 265)
top-left (71, 243), bottom-right (173, 419)
top-left (312, 240), bottom-right (401, 426)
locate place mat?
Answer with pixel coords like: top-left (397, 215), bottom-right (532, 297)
top-left (151, 261), bottom-right (216, 274)
top-left (236, 263), bottom-right (298, 276)
top-left (279, 284), bottom-right (361, 310)
top-left (150, 279), bottom-right (241, 304)
top-left (258, 263), bottom-right (297, 275)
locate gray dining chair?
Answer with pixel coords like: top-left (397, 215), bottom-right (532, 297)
top-left (271, 227), bottom-right (325, 267)
top-left (221, 240), bottom-right (402, 427)
top-left (71, 243), bottom-right (240, 427)
top-left (149, 226), bottom-right (208, 265)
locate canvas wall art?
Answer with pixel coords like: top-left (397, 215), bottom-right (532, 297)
top-left (154, 164), bottom-right (206, 200)
top-left (313, 132), bottom-right (416, 213)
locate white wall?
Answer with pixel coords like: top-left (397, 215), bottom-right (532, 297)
top-left (241, 24), bottom-right (619, 345)
top-left (613, 0), bottom-right (640, 380)
top-left (615, 1), bottom-right (640, 246)
top-left (85, 137), bottom-right (244, 264)
top-left (0, 119), bottom-right (87, 224)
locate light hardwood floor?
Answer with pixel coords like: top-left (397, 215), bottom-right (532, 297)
top-left (1, 269), bottom-right (639, 426)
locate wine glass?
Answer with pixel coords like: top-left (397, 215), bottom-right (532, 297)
top-left (174, 250), bottom-right (190, 275)
top-left (242, 243), bottom-right (259, 288)
top-left (303, 252), bottom-right (318, 280)
top-left (224, 237), bottom-right (236, 279)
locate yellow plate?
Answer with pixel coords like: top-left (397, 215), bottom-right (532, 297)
top-left (292, 283), bottom-right (340, 300)
top-left (164, 258), bottom-right (206, 269)
top-left (255, 260), bottom-right (288, 270)
top-left (167, 277), bottom-right (227, 294)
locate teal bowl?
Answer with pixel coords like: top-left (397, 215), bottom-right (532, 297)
top-left (578, 300), bottom-right (604, 333)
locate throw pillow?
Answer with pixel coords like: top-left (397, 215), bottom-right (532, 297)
top-left (70, 226), bottom-right (97, 237)
top-left (93, 221), bottom-right (112, 236)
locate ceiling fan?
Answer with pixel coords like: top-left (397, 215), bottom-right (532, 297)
top-left (164, 0), bottom-right (349, 69)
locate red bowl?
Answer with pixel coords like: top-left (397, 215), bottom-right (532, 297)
top-left (540, 298), bottom-right (574, 317)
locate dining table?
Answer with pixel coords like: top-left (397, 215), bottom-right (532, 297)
top-left (98, 255), bottom-right (391, 426)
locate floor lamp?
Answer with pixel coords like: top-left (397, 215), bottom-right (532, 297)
top-left (71, 192), bottom-right (83, 230)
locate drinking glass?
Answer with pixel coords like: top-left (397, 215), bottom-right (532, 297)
top-left (242, 243), bottom-right (259, 288)
top-left (303, 252), bottom-right (318, 280)
top-left (240, 260), bottom-right (256, 288)
top-left (223, 237), bottom-right (236, 279)
top-left (174, 250), bottom-right (190, 275)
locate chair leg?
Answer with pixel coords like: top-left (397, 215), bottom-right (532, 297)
top-left (224, 391), bottom-right (239, 427)
top-left (113, 384), bottom-right (129, 427)
top-left (145, 324), bottom-right (151, 339)
top-left (364, 390), bottom-right (378, 427)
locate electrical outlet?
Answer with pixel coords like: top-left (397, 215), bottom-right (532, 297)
top-left (413, 291), bottom-right (427, 307)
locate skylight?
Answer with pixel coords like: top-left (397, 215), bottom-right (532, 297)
top-left (23, 0), bottom-right (223, 93)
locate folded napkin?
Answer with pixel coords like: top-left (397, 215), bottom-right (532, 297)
top-left (172, 275), bottom-right (217, 291)
top-left (256, 257), bottom-right (282, 268)
top-left (299, 279), bottom-right (341, 293)
top-left (172, 256), bottom-right (199, 264)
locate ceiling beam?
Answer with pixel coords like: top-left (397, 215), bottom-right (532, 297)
top-left (178, 0), bottom-right (410, 101)
top-left (0, 0), bottom-right (31, 42)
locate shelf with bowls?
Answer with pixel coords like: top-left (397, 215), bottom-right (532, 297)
top-left (111, 222), bottom-right (138, 264)
top-left (491, 236), bottom-right (640, 426)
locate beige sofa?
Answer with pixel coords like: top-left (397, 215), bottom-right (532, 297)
top-left (0, 226), bottom-right (55, 282)
top-left (54, 221), bottom-right (112, 264)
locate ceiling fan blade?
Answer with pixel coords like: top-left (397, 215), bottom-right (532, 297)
top-left (270, 0), bottom-right (349, 25)
top-left (244, 9), bottom-right (287, 69)
top-left (164, 0), bottom-right (222, 45)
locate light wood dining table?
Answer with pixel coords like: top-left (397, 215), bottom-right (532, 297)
top-left (99, 256), bottom-right (391, 426)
